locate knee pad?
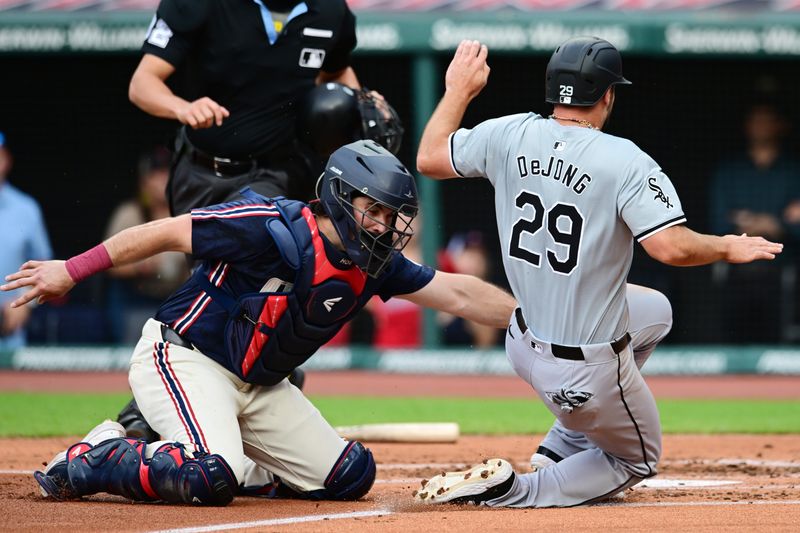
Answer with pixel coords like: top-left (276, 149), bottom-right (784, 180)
top-left (148, 443), bottom-right (238, 506)
top-left (66, 438), bottom-right (237, 506)
top-left (308, 441), bottom-right (376, 501)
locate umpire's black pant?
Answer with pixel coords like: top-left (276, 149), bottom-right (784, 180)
top-left (167, 129), bottom-right (322, 216)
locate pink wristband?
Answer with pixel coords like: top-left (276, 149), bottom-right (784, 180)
top-left (65, 244), bottom-right (113, 283)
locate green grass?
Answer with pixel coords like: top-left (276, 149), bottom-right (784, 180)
top-left (0, 392), bottom-right (798, 437)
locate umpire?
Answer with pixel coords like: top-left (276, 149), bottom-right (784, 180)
top-left (129, 0), bottom-right (364, 209)
top-left (125, 0), bottom-right (374, 436)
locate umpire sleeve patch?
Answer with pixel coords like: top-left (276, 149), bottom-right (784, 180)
top-left (146, 18), bottom-right (174, 49)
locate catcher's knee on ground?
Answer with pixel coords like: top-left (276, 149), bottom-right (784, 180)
top-left (52, 438), bottom-right (237, 505)
top-left (273, 441), bottom-right (376, 500)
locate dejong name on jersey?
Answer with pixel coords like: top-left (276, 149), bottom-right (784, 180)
top-left (516, 155), bottom-right (592, 195)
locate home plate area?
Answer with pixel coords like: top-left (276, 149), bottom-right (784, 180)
top-left (1, 434), bottom-right (799, 532)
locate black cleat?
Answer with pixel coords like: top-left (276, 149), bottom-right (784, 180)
top-left (288, 368), bottom-right (305, 390)
top-left (116, 398), bottom-right (160, 443)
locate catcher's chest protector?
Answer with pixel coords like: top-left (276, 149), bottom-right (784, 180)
top-left (197, 197), bottom-right (367, 386)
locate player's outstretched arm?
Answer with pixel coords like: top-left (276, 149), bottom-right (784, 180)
top-left (398, 270), bottom-right (516, 328)
top-left (417, 40), bottom-right (490, 180)
top-left (129, 54), bottom-right (229, 129)
top-left (1, 215), bottom-right (192, 308)
top-left (641, 224), bottom-right (783, 266)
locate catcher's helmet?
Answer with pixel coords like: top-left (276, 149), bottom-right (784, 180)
top-left (297, 83), bottom-right (404, 157)
top-left (297, 83), bottom-right (361, 158)
top-left (545, 36), bottom-right (631, 107)
top-left (318, 140), bottom-right (417, 278)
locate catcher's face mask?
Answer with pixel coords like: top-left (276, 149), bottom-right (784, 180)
top-left (358, 91), bottom-right (404, 156)
top-left (343, 194), bottom-right (416, 277)
top-left (318, 140), bottom-right (419, 278)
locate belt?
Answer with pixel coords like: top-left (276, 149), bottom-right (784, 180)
top-left (181, 128), bottom-right (296, 177)
top-left (514, 308), bottom-right (630, 361)
top-left (161, 324), bottom-right (194, 350)
top-left (189, 149), bottom-right (257, 177)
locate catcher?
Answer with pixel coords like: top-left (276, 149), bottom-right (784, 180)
top-left (3, 141), bottom-right (516, 506)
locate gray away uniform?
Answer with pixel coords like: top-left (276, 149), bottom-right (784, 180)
top-left (449, 112), bottom-right (686, 507)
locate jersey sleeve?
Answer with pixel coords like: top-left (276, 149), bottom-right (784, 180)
top-left (449, 114), bottom-right (524, 185)
top-left (141, 0), bottom-right (210, 67)
top-left (618, 152), bottom-right (687, 242)
top-left (321, 3), bottom-right (356, 73)
top-left (375, 253), bottom-right (435, 301)
top-left (190, 199), bottom-right (279, 262)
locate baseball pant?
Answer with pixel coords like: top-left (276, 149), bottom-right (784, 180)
top-left (128, 318), bottom-right (347, 493)
top-left (167, 131), bottom-right (318, 217)
top-left (491, 284), bottom-right (672, 507)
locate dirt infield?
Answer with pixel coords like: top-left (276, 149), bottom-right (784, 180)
top-left (1, 434), bottom-right (799, 532)
top-left (1, 371), bottom-right (799, 531)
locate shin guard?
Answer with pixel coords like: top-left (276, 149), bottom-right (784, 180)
top-left (65, 438), bottom-right (237, 506)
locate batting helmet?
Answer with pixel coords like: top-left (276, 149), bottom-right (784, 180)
top-left (317, 140), bottom-right (417, 278)
top-left (545, 36), bottom-right (631, 107)
top-left (297, 83), bottom-right (404, 157)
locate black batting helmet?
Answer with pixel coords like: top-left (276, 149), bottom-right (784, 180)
top-left (297, 83), bottom-right (404, 157)
top-left (545, 36), bottom-right (631, 107)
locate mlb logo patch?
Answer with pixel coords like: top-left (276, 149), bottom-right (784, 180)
top-left (559, 96), bottom-right (572, 104)
top-left (553, 141), bottom-right (566, 151)
top-left (299, 48), bottom-right (326, 68)
top-left (145, 17), bottom-right (173, 49)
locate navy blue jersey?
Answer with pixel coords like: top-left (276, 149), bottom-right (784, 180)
top-left (155, 198), bottom-right (434, 376)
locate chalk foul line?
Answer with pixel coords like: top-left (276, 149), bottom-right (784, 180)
top-left (146, 509), bottom-right (393, 533)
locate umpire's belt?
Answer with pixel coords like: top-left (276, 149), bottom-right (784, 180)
top-left (161, 324), bottom-right (194, 350)
top-left (182, 129), bottom-right (295, 177)
top-left (514, 308), bottom-right (630, 361)
top-left (188, 148), bottom-right (257, 177)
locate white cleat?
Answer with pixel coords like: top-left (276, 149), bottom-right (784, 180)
top-left (81, 419), bottom-right (127, 445)
top-left (412, 458), bottom-right (515, 505)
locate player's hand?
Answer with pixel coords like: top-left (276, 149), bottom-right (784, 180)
top-left (0, 260), bottom-right (76, 307)
top-left (177, 97), bottom-right (230, 129)
top-left (445, 40), bottom-right (490, 101)
top-left (722, 233), bottom-right (784, 263)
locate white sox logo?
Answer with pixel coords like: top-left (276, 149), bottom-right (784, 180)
top-left (648, 177), bottom-right (673, 209)
top-left (545, 388), bottom-right (594, 413)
